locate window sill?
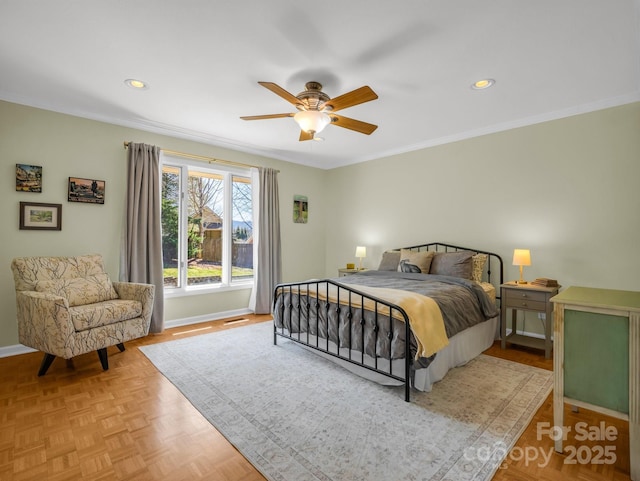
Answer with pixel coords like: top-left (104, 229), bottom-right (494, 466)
top-left (163, 281), bottom-right (253, 299)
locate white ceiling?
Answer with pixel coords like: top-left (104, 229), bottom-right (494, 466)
top-left (1, 0), bottom-right (639, 169)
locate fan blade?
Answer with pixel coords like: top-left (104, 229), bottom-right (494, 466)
top-left (299, 130), bottom-right (314, 141)
top-left (329, 114), bottom-right (378, 135)
top-left (323, 86), bottom-right (378, 112)
top-left (240, 113), bottom-right (294, 121)
top-left (258, 82), bottom-right (301, 107)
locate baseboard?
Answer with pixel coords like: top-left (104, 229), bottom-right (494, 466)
top-left (0, 308), bottom-right (255, 359)
top-left (0, 344), bottom-right (38, 359)
top-left (164, 308), bottom-right (254, 329)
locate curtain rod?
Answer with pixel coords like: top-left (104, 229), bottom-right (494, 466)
top-left (123, 141), bottom-right (278, 172)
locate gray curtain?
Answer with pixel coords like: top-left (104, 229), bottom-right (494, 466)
top-left (121, 142), bottom-right (164, 333)
top-left (249, 167), bottom-right (282, 314)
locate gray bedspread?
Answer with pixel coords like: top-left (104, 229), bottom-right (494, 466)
top-left (273, 271), bottom-right (499, 367)
top-left (342, 271), bottom-right (499, 337)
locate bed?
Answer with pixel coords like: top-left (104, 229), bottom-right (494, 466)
top-left (272, 242), bottom-right (503, 401)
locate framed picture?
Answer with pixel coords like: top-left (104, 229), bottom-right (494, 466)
top-left (293, 195), bottom-right (308, 223)
top-left (19, 202), bottom-right (62, 231)
top-left (16, 164), bottom-right (43, 192)
top-left (68, 177), bottom-right (105, 204)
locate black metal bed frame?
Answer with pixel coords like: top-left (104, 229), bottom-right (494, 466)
top-left (272, 242), bottom-right (504, 402)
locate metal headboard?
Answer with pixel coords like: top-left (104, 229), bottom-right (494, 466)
top-left (400, 242), bottom-right (504, 305)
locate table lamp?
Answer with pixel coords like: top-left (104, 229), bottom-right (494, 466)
top-left (355, 246), bottom-right (366, 270)
top-left (512, 249), bottom-right (531, 284)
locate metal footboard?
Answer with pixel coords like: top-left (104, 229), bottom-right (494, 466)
top-left (273, 279), bottom-right (413, 402)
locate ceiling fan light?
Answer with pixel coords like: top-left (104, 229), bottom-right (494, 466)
top-left (294, 110), bottom-right (330, 134)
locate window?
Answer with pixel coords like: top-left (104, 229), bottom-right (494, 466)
top-left (161, 157), bottom-right (253, 293)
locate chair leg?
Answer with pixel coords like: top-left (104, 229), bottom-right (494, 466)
top-left (97, 348), bottom-right (109, 371)
top-left (116, 343), bottom-right (125, 352)
top-left (38, 353), bottom-right (56, 376)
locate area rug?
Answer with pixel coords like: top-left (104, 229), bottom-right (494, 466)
top-left (140, 322), bottom-right (552, 481)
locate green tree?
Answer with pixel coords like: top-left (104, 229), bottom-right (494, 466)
top-left (161, 172), bottom-right (180, 266)
top-left (187, 217), bottom-right (202, 259)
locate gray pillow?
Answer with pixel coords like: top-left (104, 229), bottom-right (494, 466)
top-left (429, 251), bottom-right (474, 279)
top-left (377, 251), bottom-right (401, 271)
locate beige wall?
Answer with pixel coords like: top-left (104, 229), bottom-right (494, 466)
top-left (0, 100), bottom-right (328, 349)
top-left (2, 100), bottom-right (639, 349)
top-left (323, 102), bottom-right (640, 334)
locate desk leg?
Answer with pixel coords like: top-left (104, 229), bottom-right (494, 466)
top-left (630, 313), bottom-right (639, 481)
top-left (500, 301), bottom-right (507, 349)
top-left (545, 300), bottom-right (553, 359)
top-left (553, 303), bottom-right (565, 453)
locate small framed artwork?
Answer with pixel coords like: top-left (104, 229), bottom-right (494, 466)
top-left (19, 202), bottom-right (62, 231)
top-left (293, 195), bottom-right (308, 223)
top-left (68, 177), bottom-right (105, 204)
top-left (16, 164), bottom-right (43, 192)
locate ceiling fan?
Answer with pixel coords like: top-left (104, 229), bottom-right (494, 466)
top-left (240, 81), bottom-right (378, 141)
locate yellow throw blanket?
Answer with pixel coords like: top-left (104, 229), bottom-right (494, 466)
top-left (293, 282), bottom-right (449, 359)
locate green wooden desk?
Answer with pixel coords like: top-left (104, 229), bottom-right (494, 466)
top-left (551, 286), bottom-right (639, 480)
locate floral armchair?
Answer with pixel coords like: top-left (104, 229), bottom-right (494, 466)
top-left (11, 254), bottom-right (155, 376)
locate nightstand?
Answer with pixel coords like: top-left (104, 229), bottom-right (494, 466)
top-left (500, 282), bottom-right (559, 359)
top-left (338, 268), bottom-right (366, 277)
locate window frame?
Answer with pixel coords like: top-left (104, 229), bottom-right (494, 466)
top-left (161, 153), bottom-right (254, 298)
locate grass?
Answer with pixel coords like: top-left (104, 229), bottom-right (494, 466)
top-left (163, 264), bottom-right (253, 279)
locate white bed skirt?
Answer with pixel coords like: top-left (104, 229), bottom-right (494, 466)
top-left (414, 316), bottom-right (498, 391)
top-left (288, 316), bottom-right (499, 393)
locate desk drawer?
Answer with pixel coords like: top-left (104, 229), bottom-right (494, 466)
top-left (504, 289), bottom-right (548, 310)
top-left (505, 299), bottom-right (547, 310)
top-left (505, 289), bottom-right (548, 303)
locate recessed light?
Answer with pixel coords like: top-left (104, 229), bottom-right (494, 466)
top-left (124, 78), bottom-right (149, 90)
top-left (471, 78), bottom-right (495, 90)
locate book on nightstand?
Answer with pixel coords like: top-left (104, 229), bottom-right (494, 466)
top-left (531, 278), bottom-right (558, 287)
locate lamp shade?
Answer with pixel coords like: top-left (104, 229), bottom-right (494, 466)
top-left (355, 246), bottom-right (367, 258)
top-left (294, 110), bottom-right (330, 134)
top-left (512, 249), bottom-right (531, 266)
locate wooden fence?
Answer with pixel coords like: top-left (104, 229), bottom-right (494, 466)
top-left (202, 229), bottom-right (253, 268)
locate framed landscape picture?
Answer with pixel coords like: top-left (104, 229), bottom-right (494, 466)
top-left (19, 202), bottom-right (62, 231)
top-left (293, 195), bottom-right (308, 223)
top-left (16, 164), bottom-right (42, 192)
top-left (68, 177), bottom-right (105, 204)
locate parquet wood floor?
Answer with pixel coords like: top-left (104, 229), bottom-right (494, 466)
top-left (0, 316), bottom-right (631, 480)
top-left (485, 343), bottom-right (630, 481)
